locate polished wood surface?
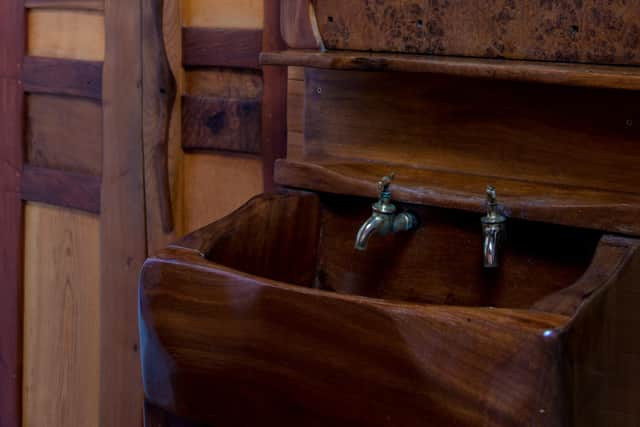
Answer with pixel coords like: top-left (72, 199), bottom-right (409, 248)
top-left (141, 191), bottom-right (640, 426)
top-left (22, 56), bottom-right (103, 99)
top-left (25, 0), bottom-right (104, 10)
top-left (285, 0), bottom-right (640, 65)
top-left (182, 0), bottom-right (263, 29)
top-left (261, 49), bottom-right (640, 91)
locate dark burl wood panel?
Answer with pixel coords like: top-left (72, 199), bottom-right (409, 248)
top-left (182, 95), bottom-right (261, 153)
top-left (182, 28), bottom-right (262, 69)
top-left (22, 56), bottom-right (103, 100)
top-left (303, 0), bottom-right (640, 65)
top-left (304, 69), bottom-right (640, 196)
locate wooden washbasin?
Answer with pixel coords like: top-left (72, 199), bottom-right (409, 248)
top-left (139, 190), bottom-right (640, 426)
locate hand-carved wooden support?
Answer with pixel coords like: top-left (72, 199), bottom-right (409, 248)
top-left (143, 0), bottom-right (177, 233)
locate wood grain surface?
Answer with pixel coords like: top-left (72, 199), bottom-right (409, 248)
top-left (25, 93), bottom-right (102, 175)
top-left (25, 0), bottom-right (104, 10)
top-left (182, 95), bottom-right (261, 153)
top-left (27, 9), bottom-right (105, 61)
top-left (182, 28), bottom-right (262, 69)
top-left (22, 203), bottom-right (100, 427)
top-left (182, 0), bottom-right (263, 28)
top-left (21, 165), bottom-right (101, 214)
top-left (302, 69), bottom-right (640, 195)
top-left (0, 1), bottom-right (23, 425)
top-left (22, 56), bottom-right (102, 99)
top-left (261, 49), bottom-right (640, 91)
top-left (100, 0), bottom-right (146, 425)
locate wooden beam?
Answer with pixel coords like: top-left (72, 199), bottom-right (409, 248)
top-left (181, 94), bottom-right (261, 153)
top-left (25, 0), bottom-right (104, 11)
top-left (23, 56), bottom-right (103, 100)
top-left (0, 0), bottom-right (23, 426)
top-left (261, 50), bottom-right (640, 91)
top-left (100, 0), bottom-right (146, 425)
top-left (261, 0), bottom-right (287, 191)
top-left (21, 165), bottom-right (101, 214)
top-left (182, 27), bottom-right (262, 69)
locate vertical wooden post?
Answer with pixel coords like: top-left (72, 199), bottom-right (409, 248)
top-left (261, 0), bottom-right (288, 192)
top-left (101, 0), bottom-right (146, 425)
top-left (0, 0), bottom-right (24, 426)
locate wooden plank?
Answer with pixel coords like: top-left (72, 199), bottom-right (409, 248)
top-left (303, 69), bottom-right (640, 195)
top-left (181, 95), bottom-right (261, 153)
top-left (22, 203), bottom-right (100, 427)
top-left (287, 0), bottom-right (640, 65)
top-left (28, 10), bottom-right (105, 61)
top-left (182, 0), bottom-right (263, 28)
top-left (21, 165), bottom-right (101, 214)
top-left (183, 153), bottom-right (262, 232)
top-left (261, 50), bottom-right (640, 91)
top-left (286, 78), bottom-right (304, 133)
top-left (26, 93), bottom-right (102, 176)
top-left (185, 68), bottom-right (263, 98)
top-left (143, 0), bottom-right (185, 254)
top-left (23, 56), bottom-right (102, 99)
top-left (100, 0), bottom-right (146, 425)
top-left (0, 79), bottom-right (23, 427)
top-left (275, 159), bottom-right (640, 237)
top-left (261, 0), bottom-right (287, 191)
top-left (25, 0), bottom-right (104, 11)
top-left (182, 27), bottom-right (262, 68)
top-left (0, 2), bottom-right (23, 426)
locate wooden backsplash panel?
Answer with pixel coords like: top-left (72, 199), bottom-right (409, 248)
top-left (304, 69), bottom-right (640, 195)
top-left (295, 0), bottom-right (640, 65)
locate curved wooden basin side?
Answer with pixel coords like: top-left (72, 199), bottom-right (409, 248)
top-left (139, 248), bottom-right (570, 427)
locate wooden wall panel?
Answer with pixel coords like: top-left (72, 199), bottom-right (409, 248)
top-left (182, 27), bottom-right (262, 69)
top-left (182, 0), bottom-right (263, 28)
top-left (287, 67), bottom-right (304, 161)
top-left (27, 9), bottom-right (105, 61)
top-left (185, 68), bottom-right (262, 98)
top-left (100, 0), bottom-right (146, 425)
top-left (26, 93), bottom-right (102, 175)
top-left (0, 2), bottom-right (24, 426)
top-left (25, 0), bottom-right (105, 10)
top-left (22, 56), bottom-right (103, 100)
top-left (183, 153), bottom-right (263, 231)
top-left (181, 95), bottom-right (261, 153)
top-left (303, 69), bottom-right (640, 195)
top-left (22, 203), bottom-right (100, 427)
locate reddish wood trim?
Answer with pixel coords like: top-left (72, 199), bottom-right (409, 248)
top-left (261, 0), bottom-right (288, 191)
top-left (182, 27), bottom-right (262, 69)
top-left (25, 0), bottom-right (104, 10)
top-left (0, 0), bottom-right (23, 426)
top-left (261, 50), bottom-right (640, 91)
top-left (22, 56), bottom-right (103, 100)
top-left (21, 165), bottom-right (101, 214)
top-left (181, 94), bottom-right (261, 153)
top-left (100, 0), bottom-right (146, 425)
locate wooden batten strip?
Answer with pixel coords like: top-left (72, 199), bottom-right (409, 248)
top-left (182, 27), bottom-right (262, 69)
top-left (181, 94), bottom-right (261, 153)
top-left (21, 165), bottom-right (101, 214)
top-left (24, 0), bottom-right (104, 11)
top-left (23, 56), bottom-right (103, 100)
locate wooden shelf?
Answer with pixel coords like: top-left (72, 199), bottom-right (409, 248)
top-left (260, 49), bottom-right (640, 91)
top-left (274, 159), bottom-right (640, 236)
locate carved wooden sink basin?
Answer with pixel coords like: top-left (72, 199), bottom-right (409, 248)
top-left (140, 191), bottom-right (640, 427)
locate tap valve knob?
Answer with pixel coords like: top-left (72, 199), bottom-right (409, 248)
top-left (482, 185), bottom-right (506, 224)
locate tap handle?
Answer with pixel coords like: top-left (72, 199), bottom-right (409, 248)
top-left (377, 172), bottom-right (395, 195)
